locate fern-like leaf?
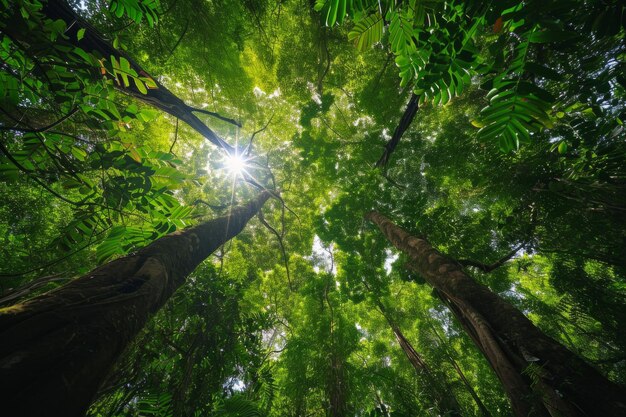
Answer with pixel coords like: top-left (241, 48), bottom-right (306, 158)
top-left (475, 34), bottom-right (557, 150)
top-left (348, 12), bottom-right (383, 51)
top-left (388, 10), bottom-right (416, 54)
top-left (477, 82), bottom-right (552, 151)
top-left (214, 396), bottom-right (264, 417)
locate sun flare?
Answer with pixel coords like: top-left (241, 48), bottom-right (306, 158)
top-left (225, 153), bottom-right (246, 176)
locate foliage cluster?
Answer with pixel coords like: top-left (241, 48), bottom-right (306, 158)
top-left (1, 0), bottom-right (625, 416)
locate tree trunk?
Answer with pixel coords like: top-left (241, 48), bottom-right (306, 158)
top-left (374, 299), bottom-right (463, 416)
top-left (366, 211), bottom-right (626, 417)
top-left (0, 191), bottom-right (271, 417)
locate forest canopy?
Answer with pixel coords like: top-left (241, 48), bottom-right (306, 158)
top-left (1, 0), bottom-right (625, 416)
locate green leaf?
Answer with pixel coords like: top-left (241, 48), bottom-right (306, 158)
top-left (141, 76), bottom-right (157, 89)
top-left (528, 30), bottom-right (579, 44)
top-left (72, 47), bottom-right (92, 64)
top-left (326, 0), bottom-right (339, 26)
top-left (71, 146), bottom-right (88, 161)
top-left (348, 13), bottom-right (383, 51)
top-left (119, 56), bottom-right (131, 71)
top-left (137, 109), bottom-right (158, 121)
top-left (114, 3), bottom-right (124, 18)
top-left (77, 28), bottom-right (86, 41)
top-left (134, 77), bottom-right (148, 94)
top-left (389, 10), bottom-right (415, 54)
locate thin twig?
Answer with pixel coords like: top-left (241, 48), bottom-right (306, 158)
top-left (169, 118), bottom-right (179, 154)
top-left (0, 273), bottom-right (68, 306)
top-left (192, 199), bottom-right (233, 211)
top-left (258, 210), bottom-right (293, 291)
top-left (0, 141), bottom-right (83, 206)
top-left (0, 107), bottom-right (78, 133)
top-left (381, 172), bottom-right (407, 190)
top-left (164, 19), bottom-right (189, 63)
top-left (0, 226), bottom-right (110, 278)
top-left (245, 112), bottom-right (275, 157)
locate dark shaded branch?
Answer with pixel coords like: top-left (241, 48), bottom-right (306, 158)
top-left (0, 141), bottom-right (149, 222)
top-left (457, 243), bottom-right (525, 273)
top-left (382, 172), bottom-right (406, 190)
top-left (371, 53), bottom-right (393, 92)
top-left (188, 106), bottom-right (241, 128)
top-left (0, 226), bottom-right (110, 279)
top-left (317, 27), bottom-right (331, 93)
top-left (191, 199), bottom-right (233, 211)
top-left (593, 355), bottom-right (626, 365)
top-left (375, 93), bottom-right (419, 168)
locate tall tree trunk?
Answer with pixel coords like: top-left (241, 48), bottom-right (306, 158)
top-left (373, 298), bottom-right (463, 416)
top-left (366, 211), bottom-right (626, 417)
top-left (0, 192), bottom-right (271, 417)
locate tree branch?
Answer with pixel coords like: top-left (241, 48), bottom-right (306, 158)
top-left (0, 274), bottom-right (68, 306)
top-left (164, 19), bottom-right (189, 63)
top-left (0, 226), bottom-right (110, 279)
top-left (245, 113), bottom-right (275, 156)
top-left (457, 243), bottom-right (526, 273)
top-left (0, 107), bottom-right (78, 133)
top-left (192, 199), bottom-right (233, 211)
top-left (188, 106), bottom-right (242, 127)
top-left (376, 93), bottom-right (419, 168)
top-left (169, 117), bottom-right (179, 154)
top-left (258, 209), bottom-right (293, 291)
top-left (0, 141), bottom-right (84, 207)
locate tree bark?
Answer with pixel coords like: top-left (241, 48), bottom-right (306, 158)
top-left (366, 211), bottom-right (626, 417)
top-left (0, 191), bottom-right (271, 417)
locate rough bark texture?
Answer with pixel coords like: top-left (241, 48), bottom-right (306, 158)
top-left (0, 191), bottom-right (270, 417)
top-left (366, 211), bottom-right (626, 417)
top-left (4, 0), bottom-right (235, 153)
